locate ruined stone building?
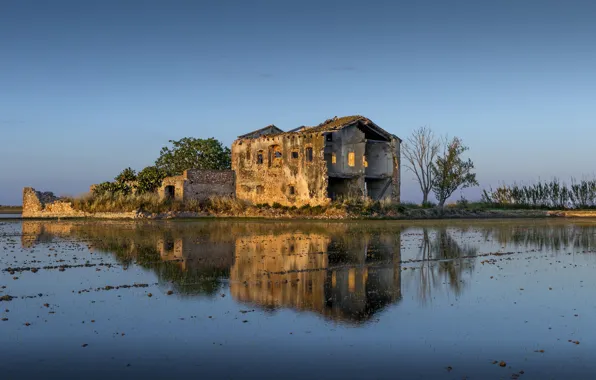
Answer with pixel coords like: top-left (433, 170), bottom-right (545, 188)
top-left (157, 169), bottom-right (235, 202)
top-left (232, 116), bottom-right (401, 207)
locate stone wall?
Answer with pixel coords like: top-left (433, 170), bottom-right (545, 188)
top-left (232, 132), bottom-right (329, 207)
top-left (157, 169), bottom-right (236, 202)
top-left (22, 187), bottom-right (85, 218)
top-left (157, 175), bottom-right (186, 201)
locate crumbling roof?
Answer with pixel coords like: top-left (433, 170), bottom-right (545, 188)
top-left (237, 124), bottom-right (284, 139)
top-left (306, 115), bottom-right (367, 133)
top-left (236, 115), bottom-right (399, 142)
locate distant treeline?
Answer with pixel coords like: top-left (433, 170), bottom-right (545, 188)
top-left (0, 205), bottom-right (22, 213)
top-left (482, 178), bottom-right (596, 209)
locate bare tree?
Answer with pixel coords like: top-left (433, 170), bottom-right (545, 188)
top-left (402, 126), bottom-right (440, 204)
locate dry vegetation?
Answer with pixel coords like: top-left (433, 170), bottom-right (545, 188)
top-left (60, 192), bottom-right (548, 220)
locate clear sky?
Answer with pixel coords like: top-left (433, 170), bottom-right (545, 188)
top-left (1, 0), bottom-right (595, 205)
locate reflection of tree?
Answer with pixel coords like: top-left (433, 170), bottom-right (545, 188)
top-left (418, 228), bottom-right (477, 302)
top-left (82, 230), bottom-right (230, 297)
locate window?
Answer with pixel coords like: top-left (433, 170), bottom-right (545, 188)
top-left (363, 156), bottom-right (368, 168)
top-left (291, 151), bottom-right (299, 159)
top-left (268, 145), bottom-right (282, 167)
top-left (288, 186), bottom-right (295, 196)
top-left (306, 147), bottom-right (313, 162)
top-left (348, 152), bottom-right (355, 167)
top-left (326, 133), bottom-right (333, 142)
top-left (256, 185), bottom-right (264, 195)
top-left (257, 151), bottom-right (264, 165)
top-left (331, 153), bottom-right (337, 164)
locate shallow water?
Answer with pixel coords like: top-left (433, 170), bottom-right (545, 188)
top-left (2, 218), bottom-right (596, 379)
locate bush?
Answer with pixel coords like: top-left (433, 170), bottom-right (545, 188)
top-left (136, 166), bottom-right (167, 194)
top-left (115, 167), bottom-right (137, 183)
top-left (92, 181), bottom-right (133, 196)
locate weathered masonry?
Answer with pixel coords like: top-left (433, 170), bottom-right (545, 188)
top-left (157, 169), bottom-right (235, 202)
top-left (232, 116), bottom-right (401, 207)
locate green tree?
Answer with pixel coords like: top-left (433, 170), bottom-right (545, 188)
top-left (155, 137), bottom-right (231, 176)
top-left (431, 137), bottom-right (478, 208)
top-left (92, 181), bottom-right (132, 196)
top-left (136, 166), bottom-right (167, 194)
top-left (115, 167), bottom-right (137, 183)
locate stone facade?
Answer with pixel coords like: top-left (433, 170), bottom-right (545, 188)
top-left (232, 115), bottom-right (401, 207)
top-left (157, 169), bottom-right (236, 202)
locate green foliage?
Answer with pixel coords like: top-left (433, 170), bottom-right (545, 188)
top-left (92, 181), bottom-right (133, 196)
top-left (431, 137), bottom-right (478, 207)
top-left (136, 166), bottom-right (167, 194)
top-left (115, 167), bottom-right (137, 183)
top-left (155, 137), bottom-right (231, 176)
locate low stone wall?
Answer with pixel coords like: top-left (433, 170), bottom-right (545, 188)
top-left (22, 187), bottom-right (84, 218)
top-left (185, 169), bottom-right (235, 201)
top-left (157, 169), bottom-right (236, 202)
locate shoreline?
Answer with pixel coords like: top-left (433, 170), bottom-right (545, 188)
top-left (10, 209), bottom-right (596, 221)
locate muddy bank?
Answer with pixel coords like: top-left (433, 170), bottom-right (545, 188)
top-left (15, 207), bottom-right (583, 220)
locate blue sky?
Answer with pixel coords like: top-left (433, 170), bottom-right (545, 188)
top-left (1, 0), bottom-right (595, 205)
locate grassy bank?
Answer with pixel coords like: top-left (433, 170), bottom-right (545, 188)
top-left (0, 205), bottom-right (22, 214)
top-left (53, 193), bottom-right (569, 220)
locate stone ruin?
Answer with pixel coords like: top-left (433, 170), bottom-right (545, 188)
top-left (22, 187), bottom-right (84, 218)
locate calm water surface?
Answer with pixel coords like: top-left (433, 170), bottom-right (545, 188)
top-left (2, 218), bottom-right (596, 379)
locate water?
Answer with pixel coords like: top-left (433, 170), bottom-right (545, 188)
top-left (0, 213), bottom-right (22, 219)
top-left (1, 218), bottom-right (596, 379)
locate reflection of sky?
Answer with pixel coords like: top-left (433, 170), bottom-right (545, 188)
top-left (4, 220), bottom-right (596, 378)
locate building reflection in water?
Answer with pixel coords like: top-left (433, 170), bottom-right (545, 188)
top-left (21, 219), bottom-right (596, 322)
top-left (230, 229), bottom-right (402, 323)
top-left (19, 221), bottom-right (403, 324)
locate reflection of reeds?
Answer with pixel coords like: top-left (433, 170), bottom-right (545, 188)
top-left (481, 223), bottom-right (596, 251)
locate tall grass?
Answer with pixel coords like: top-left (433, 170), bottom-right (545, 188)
top-left (482, 178), bottom-right (596, 209)
top-left (69, 192), bottom-right (178, 213)
top-left (68, 193), bottom-right (248, 214)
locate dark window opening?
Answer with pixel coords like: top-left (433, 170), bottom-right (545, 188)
top-left (165, 185), bottom-right (175, 199)
top-left (291, 151), bottom-right (299, 159)
top-left (268, 145), bottom-right (282, 167)
top-left (326, 133), bottom-right (333, 142)
top-left (289, 186), bottom-right (296, 196)
top-left (164, 239), bottom-right (175, 252)
top-left (306, 147), bottom-right (313, 162)
top-left (257, 151), bottom-right (264, 165)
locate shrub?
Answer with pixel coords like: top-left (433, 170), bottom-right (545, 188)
top-left (115, 167), bottom-right (137, 183)
top-left (136, 166), bottom-right (167, 194)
